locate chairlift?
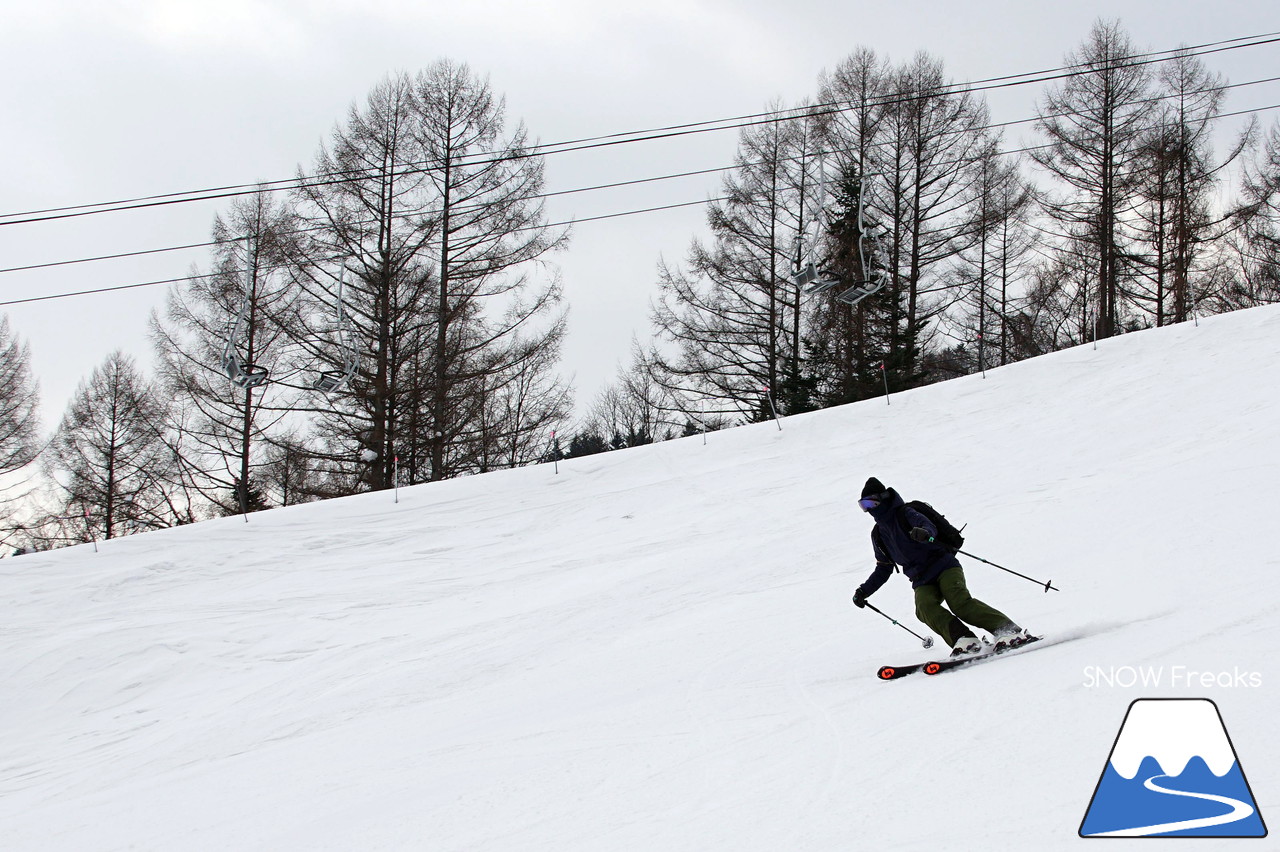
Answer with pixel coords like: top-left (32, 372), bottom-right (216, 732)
top-left (219, 238), bottom-right (271, 390)
top-left (312, 266), bottom-right (357, 393)
top-left (791, 148), bottom-right (842, 295)
top-left (792, 235), bottom-right (842, 294)
top-left (312, 369), bottom-right (348, 393)
top-left (835, 248), bottom-right (886, 305)
top-left (835, 280), bottom-right (883, 306)
top-left (836, 181), bottom-right (888, 307)
top-left (220, 299), bottom-right (270, 389)
top-left (216, 243), bottom-right (358, 396)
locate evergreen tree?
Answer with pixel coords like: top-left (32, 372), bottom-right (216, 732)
top-left (802, 162), bottom-right (908, 406)
top-left (808, 50), bottom-right (898, 406)
top-left (566, 431), bottom-right (609, 458)
top-left (813, 49), bottom-right (994, 396)
top-left (803, 153), bottom-right (938, 406)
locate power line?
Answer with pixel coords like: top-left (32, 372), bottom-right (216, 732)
top-left (2, 29), bottom-right (1277, 229)
top-left (0, 239), bottom-right (226, 275)
top-left (3, 34), bottom-right (1278, 306)
top-left (4, 96), bottom-right (1277, 309)
top-left (0, 197), bottom-right (733, 308)
top-left (0, 165), bottom-right (734, 276)
top-left (4, 68), bottom-right (1277, 281)
top-left (0, 274), bottom-right (209, 307)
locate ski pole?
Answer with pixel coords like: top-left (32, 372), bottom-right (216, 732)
top-left (958, 549), bottom-right (1059, 593)
top-left (859, 600), bottom-right (934, 649)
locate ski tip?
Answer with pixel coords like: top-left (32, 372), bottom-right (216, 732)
top-left (878, 666), bottom-right (897, 680)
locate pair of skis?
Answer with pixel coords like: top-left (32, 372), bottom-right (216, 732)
top-left (877, 636), bottom-right (1042, 680)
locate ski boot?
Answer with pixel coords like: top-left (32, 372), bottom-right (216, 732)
top-left (993, 627), bottom-right (1033, 651)
top-left (949, 636), bottom-right (983, 658)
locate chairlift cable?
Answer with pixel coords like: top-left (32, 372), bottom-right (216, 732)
top-left (1, 30), bottom-right (1277, 227)
top-left (3, 80), bottom-right (1277, 279)
top-left (3, 95), bottom-right (1280, 308)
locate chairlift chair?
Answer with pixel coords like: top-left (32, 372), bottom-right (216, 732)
top-left (835, 232), bottom-right (885, 305)
top-left (835, 280), bottom-right (884, 306)
top-left (799, 264), bottom-right (842, 295)
top-left (311, 266), bottom-right (357, 393)
top-left (221, 354), bottom-right (270, 389)
top-left (836, 183), bottom-right (888, 307)
top-left (791, 236), bottom-right (841, 295)
top-left (312, 348), bottom-right (356, 393)
top-left (791, 149), bottom-right (843, 295)
top-left (213, 250), bottom-right (361, 395)
top-left (312, 370), bottom-right (347, 393)
top-left (836, 244), bottom-right (887, 305)
top-left (220, 301), bottom-right (270, 389)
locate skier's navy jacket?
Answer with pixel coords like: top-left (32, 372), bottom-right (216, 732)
top-left (857, 488), bottom-right (961, 598)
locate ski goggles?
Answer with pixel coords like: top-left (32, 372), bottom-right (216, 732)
top-left (858, 493), bottom-right (888, 511)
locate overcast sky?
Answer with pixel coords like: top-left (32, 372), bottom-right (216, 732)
top-left (2, 0), bottom-right (1277, 431)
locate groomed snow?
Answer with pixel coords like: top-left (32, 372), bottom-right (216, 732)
top-left (3, 305), bottom-right (1278, 850)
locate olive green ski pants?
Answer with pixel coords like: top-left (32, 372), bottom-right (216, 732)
top-left (914, 566), bottom-right (1014, 647)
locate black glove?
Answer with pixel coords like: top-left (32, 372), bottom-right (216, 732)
top-left (909, 527), bottom-right (934, 543)
top-left (852, 589), bottom-right (868, 608)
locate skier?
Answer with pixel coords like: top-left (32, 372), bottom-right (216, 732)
top-left (851, 477), bottom-right (1032, 657)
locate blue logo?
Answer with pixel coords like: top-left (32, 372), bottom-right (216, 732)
top-left (1080, 698), bottom-right (1267, 838)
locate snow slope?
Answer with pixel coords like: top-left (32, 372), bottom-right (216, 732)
top-left (3, 305), bottom-right (1278, 850)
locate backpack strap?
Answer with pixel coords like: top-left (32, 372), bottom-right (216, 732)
top-left (870, 526), bottom-right (900, 573)
top-left (894, 504), bottom-right (913, 534)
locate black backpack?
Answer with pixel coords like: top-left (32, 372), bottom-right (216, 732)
top-left (898, 500), bottom-right (965, 551)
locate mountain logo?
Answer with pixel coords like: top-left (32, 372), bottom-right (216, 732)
top-left (1080, 698), bottom-right (1267, 838)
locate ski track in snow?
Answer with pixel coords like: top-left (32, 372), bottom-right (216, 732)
top-left (2, 305), bottom-right (1279, 850)
top-left (1085, 774), bottom-right (1256, 837)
